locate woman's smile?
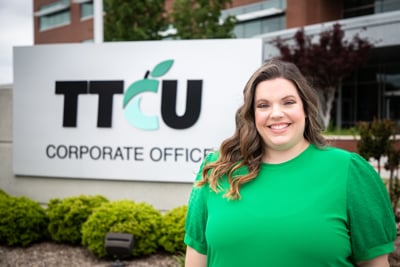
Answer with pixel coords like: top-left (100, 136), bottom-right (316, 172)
top-left (254, 77), bottom-right (308, 162)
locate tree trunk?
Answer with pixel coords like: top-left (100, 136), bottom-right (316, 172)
top-left (318, 86), bottom-right (336, 129)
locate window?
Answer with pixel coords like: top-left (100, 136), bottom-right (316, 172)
top-left (39, 10), bottom-right (70, 31)
top-left (234, 16), bottom-right (284, 38)
top-left (339, 46), bottom-right (400, 128)
top-left (343, 0), bottom-right (400, 18)
top-left (36, 0), bottom-right (70, 31)
top-left (383, 64), bottom-right (400, 125)
top-left (222, 0), bottom-right (286, 38)
top-left (81, 1), bottom-right (94, 19)
top-left (374, 0), bottom-right (400, 13)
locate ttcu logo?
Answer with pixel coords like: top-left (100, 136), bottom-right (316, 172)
top-left (123, 60), bottom-right (202, 130)
top-left (55, 60), bottom-right (203, 130)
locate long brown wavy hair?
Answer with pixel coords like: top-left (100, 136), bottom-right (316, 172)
top-left (197, 59), bottom-right (326, 199)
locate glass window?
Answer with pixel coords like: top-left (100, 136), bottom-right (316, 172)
top-left (375, 0), bottom-right (400, 13)
top-left (261, 16), bottom-right (284, 33)
top-left (40, 10), bottom-right (70, 31)
top-left (343, 0), bottom-right (400, 18)
top-left (356, 81), bottom-right (380, 121)
top-left (384, 74), bottom-right (400, 92)
top-left (222, 0), bottom-right (286, 38)
top-left (81, 1), bottom-right (94, 19)
top-left (383, 63), bottom-right (400, 125)
top-left (338, 46), bottom-right (400, 128)
top-left (39, 0), bottom-right (69, 12)
top-left (234, 15), bottom-right (285, 38)
top-left (38, 0), bottom-right (70, 31)
top-left (343, 0), bottom-right (374, 18)
top-left (242, 20), bottom-right (262, 37)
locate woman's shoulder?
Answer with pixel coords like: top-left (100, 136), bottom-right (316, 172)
top-left (322, 145), bottom-right (367, 158)
top-left (310, 144), bottom-right (353, 160)
top-left (314, 145), bottom-right (374, 171)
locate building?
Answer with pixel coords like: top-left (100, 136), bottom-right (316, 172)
top-left (33, 0), bottom-right (400, 128)
top-left (34, 0), bottom-right (94, 44)
top-left (34, 0), bottom-right (342, 43)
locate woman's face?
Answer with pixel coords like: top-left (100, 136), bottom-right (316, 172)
top-left (254, 77), bottom-right (307, 153)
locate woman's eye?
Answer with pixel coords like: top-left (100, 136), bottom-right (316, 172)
top-left (257, 103), bottom-right (269, 108)
top-left (284, 100), bottom-right (295, 105)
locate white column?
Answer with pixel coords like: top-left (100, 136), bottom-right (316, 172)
top-left (94, 0), bottom-right (103, 43)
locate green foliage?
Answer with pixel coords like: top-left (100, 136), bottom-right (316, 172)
top-left (173, 251), bottom-right (186, 267)
top-left (47, 195), bottom-right (108, 244)
top-left (0, 188), bottom-right (9, 198)
top-left (385, 146), bottom-right (400, 214)
top-left (104, 0), bottom-right (166, 41)
top-left (357, 118), bottom-right (400, 216)
top-left (158, 205), bottom-right (187, 253)
top-left (170, 0), bottom-right (236, 39)
top-left (0, 196), bottom-right (48, 246)
top-left (81, 200), bottom-right (162, 258)
top-left (323, 127), bottom-right (358, 136)
top-left (357, 119), bottom-right (395, 173)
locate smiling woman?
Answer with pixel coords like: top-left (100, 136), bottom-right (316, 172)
top-left (183, 59), bottom-right (397, 267)
top-left (254, 78), bottom-right (308, 163)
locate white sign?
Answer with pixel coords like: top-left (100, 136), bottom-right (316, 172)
top-left (13, 39), bottom-right (262, 182)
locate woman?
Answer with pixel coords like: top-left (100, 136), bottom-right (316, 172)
top-left (184, 59), bottom-right (396, 267)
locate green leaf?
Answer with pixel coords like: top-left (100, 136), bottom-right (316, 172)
top-left (150, 59), bottom-right (174, 78)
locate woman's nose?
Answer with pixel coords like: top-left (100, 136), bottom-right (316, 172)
top-left (271, 104), bottom-right (283, 118)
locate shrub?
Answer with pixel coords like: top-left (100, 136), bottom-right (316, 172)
top-left (0, 188), bottom-right (9, 198)
top-left (81, 200), bottom-right (162, 258)
top-left (159, 205), bottom-right (188, 253)
top-left (0, 196), bottom-right (48, 246)
top-left (173, 251), bottom-right (186, 267)
top-left (357, 119), bottom-right (400, 214)
top-left (47, 195), bottom-right (108, 244)
top-left (357, 119), bottom-right (395, 174)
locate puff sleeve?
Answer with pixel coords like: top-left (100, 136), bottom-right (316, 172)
top-left (184, 152), bottom-right (217, 255)
top-left (347, 152), bottom-right (397, 262)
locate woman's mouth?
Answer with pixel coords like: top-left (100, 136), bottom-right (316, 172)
top-left (268, 123), bottom-right (290, 130)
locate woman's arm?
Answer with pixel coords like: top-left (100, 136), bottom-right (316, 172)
top-left (357, 254), bottom-right (390, 267)
top-left (185, 246), bottom-right (207, 267)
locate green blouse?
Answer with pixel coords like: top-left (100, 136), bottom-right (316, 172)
top-left (184, 145), bottom-right (396, 267)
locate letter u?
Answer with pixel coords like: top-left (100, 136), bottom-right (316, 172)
top-left (161, 80), bottom-right (202, 129)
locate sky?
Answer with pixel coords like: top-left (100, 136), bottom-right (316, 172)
top-left (0, 0), bottom-right (33, 85)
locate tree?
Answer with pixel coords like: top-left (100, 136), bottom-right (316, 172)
top-left (357, 118), bottom-right (400, 215)
top-left (170, 0), bottom-right (236, 39)
top-left (385, 146), bottom-right (400, 215)
top-left (104, 0), bottom-right (166, 41)
top-left (274, 23), bottom-right (374, 129)
top-left (357, 119), bottom-right (395, 174)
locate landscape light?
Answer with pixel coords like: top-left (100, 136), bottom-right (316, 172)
top-left (105, 232), bottom-right (134, 267)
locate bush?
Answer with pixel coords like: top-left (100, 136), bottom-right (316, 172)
top-left (0, 196), bottom-right (48, 246)
top-left (81, 200), bottom-right (162, 258)
top-left (159, 205), bottom-right (187, 253)
top-left (357, 119), bottom-right (400, 214)
top-left (0, 188), bottom-right (9, 198)
top-left (47, 195), bottom-right (108, 244)
top-left (357, 119), bottom-right (395, 174)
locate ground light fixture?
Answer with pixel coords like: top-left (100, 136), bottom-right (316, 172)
top-left (105, 232), bottom-right (134, 267)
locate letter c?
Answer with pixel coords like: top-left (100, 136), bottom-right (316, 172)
top-left (123, 79), bottom-right (159, 130)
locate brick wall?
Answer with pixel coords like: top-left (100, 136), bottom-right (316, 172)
top-left (327, 136), bottom-right (400, 153)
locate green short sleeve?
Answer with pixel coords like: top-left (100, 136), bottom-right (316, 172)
top-left (184, 151), bottom-right (218, 255)
top-left (347, 152), bottom-right (397, 262)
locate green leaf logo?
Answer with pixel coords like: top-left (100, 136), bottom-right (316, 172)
top-left (150, 60), bottom-right (174, 78)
